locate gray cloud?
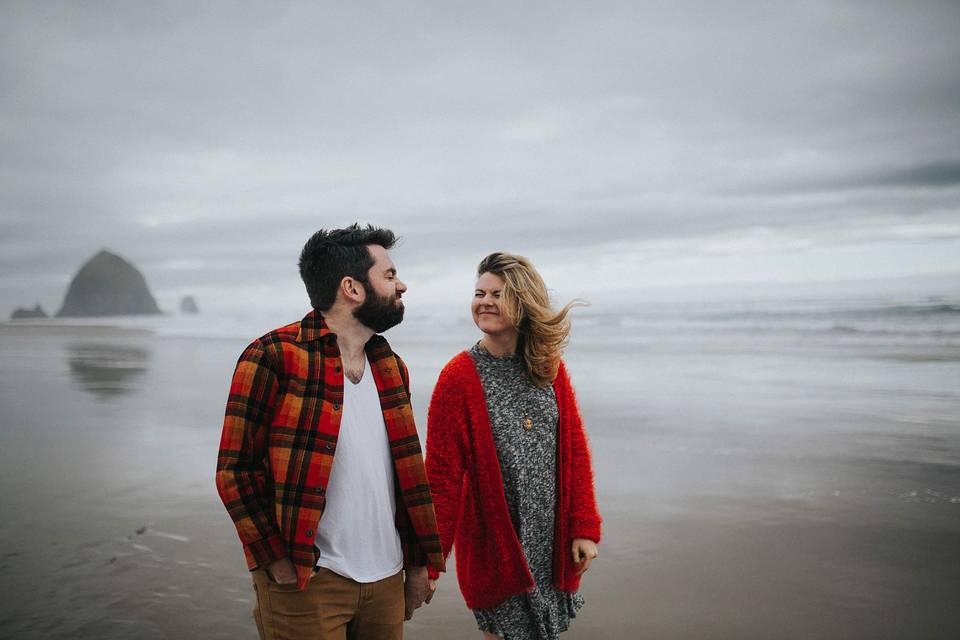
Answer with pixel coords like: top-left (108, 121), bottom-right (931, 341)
top-left (2, 0), bottom-right (959, 317)
top-left (866, 162), bottom-right (960, 189)
top-left (730, 161), bottom-right (960, 195)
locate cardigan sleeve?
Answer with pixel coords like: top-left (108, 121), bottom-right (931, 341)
top-left (424, 361), bottom-right (468, 579)
top-left (559, 361), bottom-right (603, 543)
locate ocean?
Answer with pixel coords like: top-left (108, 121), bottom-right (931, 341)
top-left (1, 293), bottom-right (958, 639)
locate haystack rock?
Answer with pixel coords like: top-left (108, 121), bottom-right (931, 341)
top-left (10, 303), bottom-right (49, 320)
top-left (56, 250), bottom-right (162, 317)
top-left (180, 295), bottom-right (199, 314)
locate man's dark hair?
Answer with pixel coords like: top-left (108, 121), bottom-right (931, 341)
top-left (298, 223), bottom-right (397, 311)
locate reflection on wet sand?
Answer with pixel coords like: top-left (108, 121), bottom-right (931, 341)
top-left (66, 343), bottom-right (151, 398)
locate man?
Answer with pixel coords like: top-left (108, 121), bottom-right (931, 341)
top-left (216, 224), bottom-right (444, 640)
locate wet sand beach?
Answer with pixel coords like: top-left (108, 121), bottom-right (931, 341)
top-left (1, 303), bottom-right (958, 639)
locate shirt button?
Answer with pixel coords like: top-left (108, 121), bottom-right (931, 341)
top-left (306, 529), bottom-right (314, 537)
top-left (333, 404), bottom-right (340, 411)
top-left (315, 487), bottom-right (323, 493)
top-left (335, 366), bottom-right (341, 372)
top-left (325, 444), bottom-right (333, 452)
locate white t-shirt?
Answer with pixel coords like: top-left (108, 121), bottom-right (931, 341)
top-left (313, 355), bottom-right (403, 582)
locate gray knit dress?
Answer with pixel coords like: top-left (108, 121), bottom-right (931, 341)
top-left (469, 344), bottom-right (583, 640)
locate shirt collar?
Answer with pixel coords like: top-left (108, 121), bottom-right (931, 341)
top-left (296, 309), bottom-right (332, 343)
top-left (295, 308), bottom-right (387, 349)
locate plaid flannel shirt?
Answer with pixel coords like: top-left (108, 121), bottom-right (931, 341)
top-left (216, 310), bottom-right (444, 590)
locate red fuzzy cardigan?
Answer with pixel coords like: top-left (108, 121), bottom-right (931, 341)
top-left (425, 352), bottom-right (602, 610)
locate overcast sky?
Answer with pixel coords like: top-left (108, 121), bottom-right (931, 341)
top-left (2, 0), bottom-right (959, 319)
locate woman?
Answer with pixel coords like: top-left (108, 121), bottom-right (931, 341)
top-left (425, 252), bottom-right (602, 640)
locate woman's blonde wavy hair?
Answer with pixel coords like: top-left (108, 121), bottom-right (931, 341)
top-left (477, 252), bottom-right (585, 388)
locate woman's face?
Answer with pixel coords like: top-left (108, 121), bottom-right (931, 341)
top-left (472, 271), bottom-right (516, 338)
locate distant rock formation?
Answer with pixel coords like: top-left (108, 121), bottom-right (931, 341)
top-left (10, 303), bottom-right (49, 320)
top-left (56, 250), bottom-right (162, 317)
top-left (180, 295), bottom-right (199, 314)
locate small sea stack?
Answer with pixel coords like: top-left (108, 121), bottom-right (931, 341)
top-left (180, 295), bottom-right (199, 314)
top-left (56, 250), bottom-right (162, 317)
top-left (10, 303), bottom-right (49, 320)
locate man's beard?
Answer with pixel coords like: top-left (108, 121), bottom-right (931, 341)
top-left (354, 288), bottom-right (404, 333)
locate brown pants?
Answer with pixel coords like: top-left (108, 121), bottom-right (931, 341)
top-left (251, 567), bottom-right (405, 640)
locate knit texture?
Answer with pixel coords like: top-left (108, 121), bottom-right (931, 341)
top-left (425, 351), bottom-right (601, 610)
top-left (468, 345), bottom-right (584, 639)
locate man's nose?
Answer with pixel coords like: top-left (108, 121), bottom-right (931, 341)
top-left (396, 279), bottom-right (407, 294)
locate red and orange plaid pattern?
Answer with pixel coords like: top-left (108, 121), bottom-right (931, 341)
top-left (216, 310), bottom-right (444, 590)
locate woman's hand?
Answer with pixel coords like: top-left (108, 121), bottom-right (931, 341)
top-left (571, 538), bottom-right (599, 575)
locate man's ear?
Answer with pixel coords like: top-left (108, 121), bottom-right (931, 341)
top-left (339, 276), bottom-right (365, 304)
